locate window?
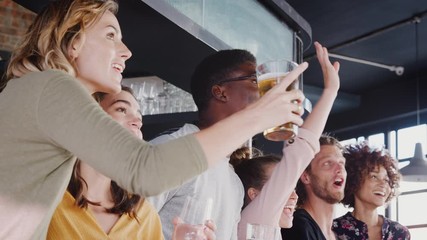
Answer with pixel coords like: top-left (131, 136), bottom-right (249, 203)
top-left (389, 131), bottom-right (397, 158)
top-left (397, 124), bottom-right (427, 159)
top-left (339, 136), bottom-right (366, 147)
top-left (397, 188), bottom-right (427, 226)
top-left (368, 133), bottom-right (385, 149)
top-left (340, 138), bottom-right (356, 146)
top-left (165, 0), bottom-right (294, 64)
top-left (396, 184), bottom-right (427, 238)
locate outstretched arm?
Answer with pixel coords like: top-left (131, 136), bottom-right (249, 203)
top-left (237, 42), bottom-right (340, 239)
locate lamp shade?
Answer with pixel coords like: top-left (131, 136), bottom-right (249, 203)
top-left (400, 143), bottom-right (427, 182)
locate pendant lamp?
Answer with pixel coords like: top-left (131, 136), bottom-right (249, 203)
top-left (400, 18), bottom-right (427, 182)
top-left (400, 143), bottom-right (427, 182)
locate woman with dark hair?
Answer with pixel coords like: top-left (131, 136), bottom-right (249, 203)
top-left (47, 86), bottom-right (164, 238)
top-left (232, 152), bottom-right (298, 230)
top-left (333, 142), bottom-right (411, 239)
top-left (48, 87), bottom-right (215, 239)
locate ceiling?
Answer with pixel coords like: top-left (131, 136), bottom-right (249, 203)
top-left (287, 0), bottom-right (427, 92)
top-left (285, 0), bottom-right (427, 138)
top-left (5, 0), bottom-right (427, 142)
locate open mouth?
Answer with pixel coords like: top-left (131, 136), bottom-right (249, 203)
top-left (283, 205), bottom-right (296, 215)
top-left (373, 190), bottom-right (386, 196)
top-left (333, 178), bottom-right (344, 187)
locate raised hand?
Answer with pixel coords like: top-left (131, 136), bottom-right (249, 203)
top-left (301, 41), bottom-right (340, 137)
top-left (314, 41), bottom-right (340, 92)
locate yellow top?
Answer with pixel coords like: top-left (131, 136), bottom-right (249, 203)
top-left (47, 191), bottom-right (164, 240)
top-left (0, 70), bottom-right (206, 239)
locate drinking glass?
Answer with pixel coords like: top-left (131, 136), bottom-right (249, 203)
top-left (246, 223), bottom-right (280, 240)
top-left (174, 196), bottom-right (213, 240)
top-left (256, 59), bottom-right (301, 141)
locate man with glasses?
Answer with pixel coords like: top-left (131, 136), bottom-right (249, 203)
top-left (147, 49), bottom-right (259, 240)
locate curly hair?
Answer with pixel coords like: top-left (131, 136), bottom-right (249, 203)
top-left (340, 142), bottom-right (401, 208)
top-left (295, 134), bottom-right (343, 207)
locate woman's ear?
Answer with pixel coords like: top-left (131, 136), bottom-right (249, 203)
top-left (68, 35), bottom-right (84, 60)
top-left (247, 187), bottom-right (259, 201)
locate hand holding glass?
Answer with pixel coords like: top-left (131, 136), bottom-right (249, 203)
top-left (256, 60), bottom-right (301, 141)
top-left (173, 197), bottom-right (213, 240)
top-left (246, 223), bottom-right (280, 240)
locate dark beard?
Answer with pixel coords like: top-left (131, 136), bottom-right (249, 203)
top-left (310, 173), bottom-right (344, 204)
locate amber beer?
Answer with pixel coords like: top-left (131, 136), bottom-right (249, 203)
top-left (257, 60), bottom-right (299, 141)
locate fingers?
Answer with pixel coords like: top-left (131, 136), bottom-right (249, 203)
top-left (314, 41), bottom-right (324, 62)
top-left (273, 62), bottom-right (308, 92)
top-left (204, 219), bottom-right (217, 231)
top-left (315, 41), bottom-right (340, 72)
top-left (172, 218), bottom-right (216, 240)
top-left (172, 216), bottom-right (183, 227)
top-left (288, 114), bottom-right (304, 126)
top-left (203, 226), bottom-right (216, 240)
top-left (292, 101), bottom-right (304, 116)
top-left (314, 41), bottom-right (340, 92)
top-left (171, 217), bottom-right (183, 240)
top-left (204, 219), bottom-right (217, 240)
top-left (333, 61), bottom-right (340, 71)
top-left (279, 89), bottom-right (305, 126)
top-left (249, 62), bottom-right (307, 133)
top-left (315, 41), bottom-right (331, 68)
top-left (290, 89), bottom-right (305, 105)
top-left (288, 93), bottom-right (305, 126)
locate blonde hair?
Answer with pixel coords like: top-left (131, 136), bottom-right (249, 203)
top-left (5, 0), bottom-right (118, 82)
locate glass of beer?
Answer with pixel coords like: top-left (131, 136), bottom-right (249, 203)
top-left (246, 223), bottom-right (280, 240)
top-left (257, 59), bottom-right (301, 141)
top-left (173, 196), bottom-right (213, 240)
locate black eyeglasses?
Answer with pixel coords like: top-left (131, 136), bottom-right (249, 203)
top-left (216, 73), bottom-right (257, 85)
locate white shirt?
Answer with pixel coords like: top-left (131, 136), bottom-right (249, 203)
top-left (147, 123), bottom-right (244, 240)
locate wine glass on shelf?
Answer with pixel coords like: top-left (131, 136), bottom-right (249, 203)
top-left (139, 80), bottom-right (157, 115)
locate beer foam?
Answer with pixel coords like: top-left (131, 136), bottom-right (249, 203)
top-left (258, 72), bottom-right (289, 81)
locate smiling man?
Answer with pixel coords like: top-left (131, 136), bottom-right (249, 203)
top-left (282, 135), bottom-right (347, 240)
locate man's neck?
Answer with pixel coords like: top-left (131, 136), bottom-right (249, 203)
top-left (197, 110), bottom-right (229, 130)
top-left (196, 119), bottom-right (212, 130)
top-left (303, 199), bottom-right (337, 240)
